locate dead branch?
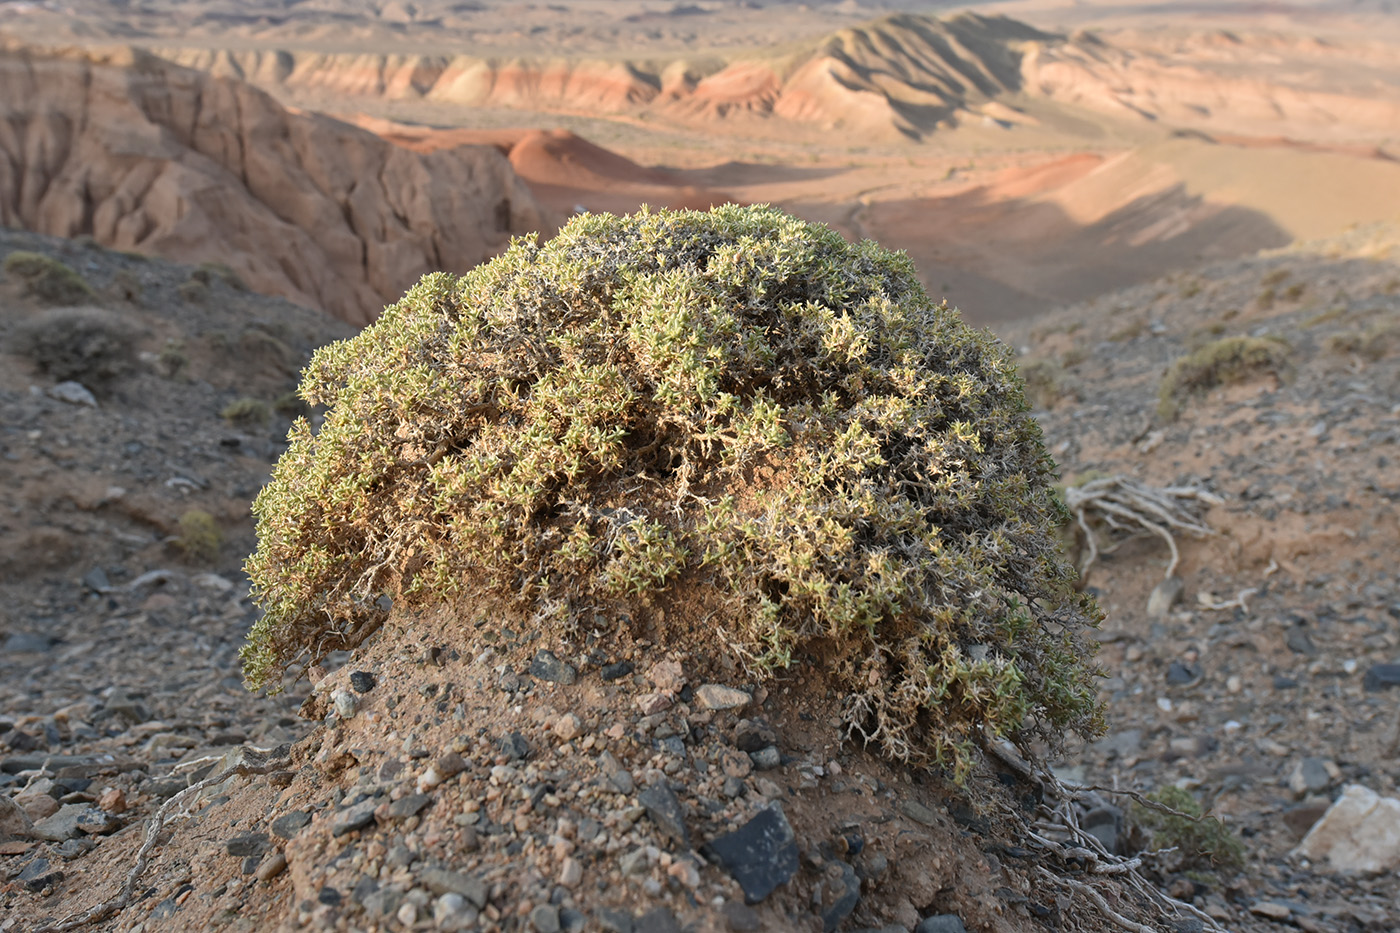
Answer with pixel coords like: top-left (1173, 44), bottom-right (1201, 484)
top-left (1064, 475), bottom-right (1221, 578)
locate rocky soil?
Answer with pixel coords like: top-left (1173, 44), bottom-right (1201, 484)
top-left (0, 222), bottom-right (1397, 933)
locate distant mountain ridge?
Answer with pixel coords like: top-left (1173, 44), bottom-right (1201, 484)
top-left (149, 11), bottom-right (1400, 144)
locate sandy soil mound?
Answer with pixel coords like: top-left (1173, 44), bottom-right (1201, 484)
top-left (0, 38), bottom-right (543, 326)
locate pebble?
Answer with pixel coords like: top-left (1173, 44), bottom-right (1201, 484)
top-left (821, 861), bottom-right (861, 931)
top-left (1166, 660), bottom-right (1200, 686)
top-left (558, 855), bottom-right (582, 888)
top-left (916, 916), bottom-right (968, 933)
top-left (749, 746), bottom-right (781, 770)
top-left (419, 867), bottom-right (488, 907)
top-left (331, 689), bottom-right (357, 719)
top-left (271, 810), bottom-right (312, 839)
top-left (225, 832), bottom-right (270, 857)
top-left (733, 719), bottom-right (777, 753)
top-left (1288, 757), bottom-right (1335, 799)
top-left (331, 797), bottom-right (379, 836)
top-left (1249, 902), bottom-right (1292, 921)
top-left (898, 800), bottom-right (940, 827)
top-left (530, 650), bottom-right (577, 685)
top-left (531, 903), bottom-right (562, 933)
top-left (647, 659), bottom-right (686, 692)
top-left (553, 712), bottom-right (584, 742)
top-left (1362, 663), bottom-right (1400, 691)
top-left (638, 782), bottom-right (690, 847)
top-left (47, 381), bottom-right (97, 407)
top-left (255, 851), bottom-right (287, 882)
top-left (706, 803), bottom-right (799, 904)
top-left (349, 670), bottom-right (377, 693)
top-left (0, 796), bottom-right (35, 839)
top-left (694, 684), bottom-right (751, 710)
top-left (600, 660), bottom-right (634, 681)
top-left (636, 692), bottom-right (673, 715)
top-left (1146, 576), bottom-right (1184, 618)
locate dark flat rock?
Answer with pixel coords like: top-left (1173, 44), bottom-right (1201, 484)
top-left (638, 783), bottom-right (690, 848)
top-left (530, 650), bottom-right (577, 685)
top-left (706, 804), bottom-right (798, 904)
top-left (1363, 663), bottom-right (1400, 692)
top-left (271, 810), bottom-right (312, 839)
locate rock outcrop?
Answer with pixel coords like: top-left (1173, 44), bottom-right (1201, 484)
top-left (0, 39), bottom-right (544, 325)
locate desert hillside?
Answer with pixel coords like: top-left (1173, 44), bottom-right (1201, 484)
top-left (2, 2), bottom-right (1400, 933)
top-left (0, 40), bottom-right (542, 326)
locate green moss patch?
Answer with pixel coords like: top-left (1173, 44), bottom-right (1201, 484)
top-left (243, 205), bottom-right (1102, 778)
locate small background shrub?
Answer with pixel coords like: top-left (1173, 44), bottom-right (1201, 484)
top-left (243, 205), bottom-right (1103, 779)
top-left (176, 509), bottom-right (223, 563)
top-left (1158, 335), bottom-right (1292, 419)
top-left (222, 397), bottom-right (272, 428)
top-left (1131, 785), bottom-right (1245, 876)
top-left (3, 251), bottom-right (95, 305)
top-left (14, 306), bottom-right (138, 385)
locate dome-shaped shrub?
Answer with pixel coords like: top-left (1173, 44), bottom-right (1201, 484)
top-left (243, 205), bottom-right (1103, 778)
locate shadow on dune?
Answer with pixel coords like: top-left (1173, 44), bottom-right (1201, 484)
top-left (787, 182), bottom-right (1293, 327)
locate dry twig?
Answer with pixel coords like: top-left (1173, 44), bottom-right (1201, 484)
top-left (34, 745), bottom-right (292, 933)
top-left (1064, 475), bottom-right (1222, 578)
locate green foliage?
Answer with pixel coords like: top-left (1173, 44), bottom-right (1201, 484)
top-left (222, 397), bottom-right (272, 428)
top-left (242, 205), bottom-right (1103, 778)
top-left (1132, 786), bottom-right (1246, 875)
top-left (3, 250), bottom-right (96, 305)
top-left (176, 509), bottom-right (223, 563)
top-left (15, 306), bottom-right (138, 384)
top-left (1157, 336), bottom-right (1293, 419)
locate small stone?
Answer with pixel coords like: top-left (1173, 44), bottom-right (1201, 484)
top-left (822, 861), bottom-right (861, 932)
top-left (271, 810), bottom-right (312, 839)
top-left (0, 796), bottom-right (35, 840)
top-left (75, 810), bottom-right (119, 836)
top-left (706, 804), bottom-right (799, 904)
top-left (600, 661), bottom-right (634, 681)
top-left (96, 788), bottom-right (126, 813)
top-left (749, 746), bottom-right (781, 770)
top-left (331, 797), bottom-right (379, 836)
top-left (647, 659), bottom-right (686, 692)
top-left (16, 792), bottom-right (58, 822)
top-left (720, 901), bottom-right (761, 932)
top-left (31, 805), bottom-right (107, 842)
top-left (1249, 902), bottom-right (1292, 921)
top-left (553, 713), bottom-right (584, 742)
top-left (1166, 660), bottom-right (1200, 686)
top-left (331, 689), bottom-right (357, 719)
top-left (1295, 784), bottom-right (1400, 873)
top-left (349, 670), bottom-right (377, 693)
top-left (596, 907), bottom-right (636, 933)
top-left (48, 381), bottom-right (96, 406)
top-left (82, 567), bottom-right (111, 593)
top-left (419, 868), bottom-right (487, 907)
top-left (636, 906), bottom-right (681, 933)
top-left (636, 692), bottom-right (672, 715)
top-left (499, 732), bottom-right (532, 760)
top-left (1082, 806), bottom-right (1122, 854)
top-left (530, 650), bottom-right (577, 685)
top-left (639, 782), bottom-right (690, 847)
top-left (733, 719), bottom-right (776, 753)
top-left (916, 916), bottom-right (968, 933)
top-left (899, 800), bottom-right (940, 827)
top-left (558, 855), bottom-right (582, 888)
top-left (397, 901), bottom-right (419, 926)
top-left (226, 832), bottom-right (271, 857)
top-left (531, 903), bottom-right (562, 933)
top-left (2, 633), bottom-right (53, 654)
top-left (1285, 627), bottom-right (1318, 657)
top-left (387, 794), bottom-right (433, 820)
top-left (720, 748), bottom-right (753, 779)
top-left (1362, 663), bottom-right (1400, 692)
top-left (1147, 576), bottom-right (1184, 619)
top-left (1288, 758), bottom-right (1334, 799)
top-left (695, 684), bottom-right (751, 710)
top-left (318, 885), bottom-right (343, 906)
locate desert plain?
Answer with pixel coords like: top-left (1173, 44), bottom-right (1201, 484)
top-left (0, 1), bottom-right (1399, 932)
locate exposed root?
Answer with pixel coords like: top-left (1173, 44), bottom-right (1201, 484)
top-left (34, 745), bottom-right (292, 933)
top-left (1064, 475), bottom-right (1222, 579)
